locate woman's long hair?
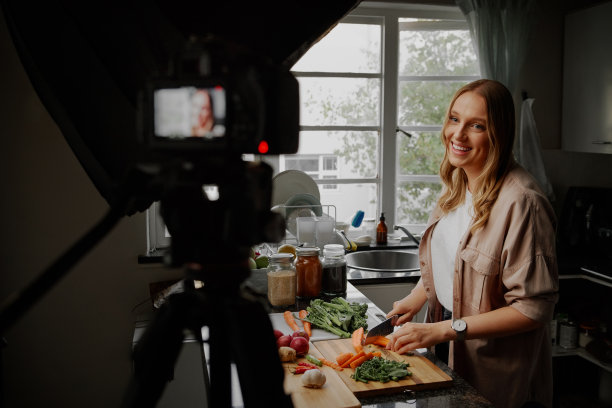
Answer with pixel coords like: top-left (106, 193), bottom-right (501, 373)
top-left (436, 79), bottom-right (516, 232)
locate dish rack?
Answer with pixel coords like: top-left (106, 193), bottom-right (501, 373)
top-left (271, 204), bottom-right (337, 246)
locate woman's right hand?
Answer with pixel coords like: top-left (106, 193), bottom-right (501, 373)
top-left (386, 280), bottom-right (427, 326)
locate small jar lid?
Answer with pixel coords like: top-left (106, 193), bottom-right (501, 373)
top-left (296, 246), bottom-right (320, 256)
top-left (270, 253), bottom-right (294, 263)
top-left (323, 244), bottom-right (345, 257)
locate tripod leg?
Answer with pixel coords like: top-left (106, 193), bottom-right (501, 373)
top-left (227, 294), bottom-right (293, 408)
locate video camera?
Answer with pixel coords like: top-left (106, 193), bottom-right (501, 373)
top-left (139, 36), bottom-right (299, 160)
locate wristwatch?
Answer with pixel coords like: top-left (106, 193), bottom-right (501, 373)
top-left (451, 318), bottom-right (467, 341)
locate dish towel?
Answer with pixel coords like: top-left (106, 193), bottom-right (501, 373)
top-left (518, 98), bottom-right (555, 202)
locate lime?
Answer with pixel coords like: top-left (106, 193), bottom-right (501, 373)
top-left (255, 255), bottom-right (269, 269)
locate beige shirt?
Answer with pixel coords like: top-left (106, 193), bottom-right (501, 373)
top-left (419, 164), bottom-right (559, 408)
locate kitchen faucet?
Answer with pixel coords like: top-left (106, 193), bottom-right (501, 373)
top-left (393, 225), bottom-right (421, 246)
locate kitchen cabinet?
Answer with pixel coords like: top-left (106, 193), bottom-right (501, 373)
top-left (561, 1), bottom-right (612, 154)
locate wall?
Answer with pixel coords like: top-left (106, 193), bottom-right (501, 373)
top-left (0, 9), bottom-right (183, 408)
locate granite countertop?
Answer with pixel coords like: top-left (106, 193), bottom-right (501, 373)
top-left (244, 269), bottom-right (494, 407)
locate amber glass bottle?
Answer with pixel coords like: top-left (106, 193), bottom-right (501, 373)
top-left (376, 212), bottom-right (387, 245)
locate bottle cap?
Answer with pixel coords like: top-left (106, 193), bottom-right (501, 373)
top-left (323, 244), bottom-right (345, 256)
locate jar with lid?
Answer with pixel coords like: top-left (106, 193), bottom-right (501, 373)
top-left (267, 253), bottom-right (296, 306)
top-left (321, 244), bottom-right (347, 296)
top-left (578, 320), bottom-right (598, 348)
top-left (295, 247), bottom-right (322, 299)
top-left (559, 318), bottom-right (578, 349)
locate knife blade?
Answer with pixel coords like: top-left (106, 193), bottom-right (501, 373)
top-left (363, 314), bottom-right (400, 344)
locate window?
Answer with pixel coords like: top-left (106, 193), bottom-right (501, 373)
top-left (286, 2), bottom-right (480, 230)
top-left (145, 2), bottom-right (479, 254)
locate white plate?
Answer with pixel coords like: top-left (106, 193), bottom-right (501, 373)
top-left (272, 170), bottom-right (320, 207)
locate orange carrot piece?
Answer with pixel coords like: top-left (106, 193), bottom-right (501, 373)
top-left (320, 357), bottom-right (343, 371)
top-left (299, 310), bottom-right (312, 337)
top-left (349, 352), bottom-right (374, 369)
top-left (371, 351), bottom-right (382, 357)
top-left (352, 327), bottom-right (364, 353)
top-left (364, 335), bottom-right (390, 347)
top-left (335, 352), bottom-right (354, 366)
top-left (340, 350), bottom-right (365, 368)
top-left (284, 311), bottom-right (300, 332)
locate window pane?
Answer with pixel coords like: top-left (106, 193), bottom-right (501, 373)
top-left (298, 77), bottom-right (380, 126)
top-left (292, 23), bottom-right (381, 73)
top-left (398, 80), bottom-right (469, 126)
top-left (396, 181), bottom-right (442, 225)
top-left (285, 157), bottom-right (319, 172)
top-left (397, 131), bottom-right (445, 176)
top-left (399, 26), bottom-right (479, 76)
top-left (284, 131), bottom-right (378, 178)
top-left (319, 183), bottom-right (378, 226)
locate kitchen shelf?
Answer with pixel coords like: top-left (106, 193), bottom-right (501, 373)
top-left (552, 344), bottom-right (612, 373)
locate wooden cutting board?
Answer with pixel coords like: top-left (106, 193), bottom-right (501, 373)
top-left (283, 342), bottom-right (361, 408)
top-left (314, 338), bottom-right (452, 397)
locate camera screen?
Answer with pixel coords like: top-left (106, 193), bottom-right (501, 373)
top-left (153, 86), bottom-right (226, 139)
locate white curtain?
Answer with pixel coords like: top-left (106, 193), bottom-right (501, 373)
top-left (456, 0), bottom-right (555, 201)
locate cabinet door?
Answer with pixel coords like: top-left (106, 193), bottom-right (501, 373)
top-left (355, 282), bottom-right (427, 323)
top-left (562, 2), bottom-right (612, 154)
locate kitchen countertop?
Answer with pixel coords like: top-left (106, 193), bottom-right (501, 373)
top-left (244, 269), bottom-right (493, 407)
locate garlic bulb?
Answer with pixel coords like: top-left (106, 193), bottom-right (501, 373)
top-left (301, 368), bottom-right (326, 388)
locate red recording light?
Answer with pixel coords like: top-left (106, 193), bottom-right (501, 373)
top-left (258, 140), bottom-right (269, 154)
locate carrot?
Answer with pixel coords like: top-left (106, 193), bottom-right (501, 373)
top-left (349, 352), bottom-right (374, 369)
top-left (352, 327), bottom-right (364, 353)
top-left (371, 351), bottom-right (382, 357)
top-left (364, 335), bottom-right (390, 347)
top-left (335, 352), bottom-right (354, 366)
top-left (299, 310), bottom-right (312, 337)
top-left (320, 357), bottom-right (343, 371)
top-left (284, 311), bottom-right (300, 332)
top-left (340, 350), bottom-right (365, 368)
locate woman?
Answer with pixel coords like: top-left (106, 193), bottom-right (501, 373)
top-left (386, 79), bottom-right (558, 408)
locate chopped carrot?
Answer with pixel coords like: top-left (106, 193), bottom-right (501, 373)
top-left (364, 335), bottom-right (390, 347)
top-left (352, 327), bottom-right (364, 353)
top-left (299, 310), bottom-right (312, 337)
top-left (320, 357), bottom-right (343, 371)
top-left (335, 352), bottom-right (354, 366)
top-left (284, 311), bottom-right (300, 332)
top-left (349, 352), bottom-right (375, 369)
top-left (340, 350), bottom-right (365, 368)
top-left (371, 351), bottom-right (382, 357)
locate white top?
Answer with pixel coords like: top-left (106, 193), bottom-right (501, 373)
top-left (430, 190), bottom-right (473, 312)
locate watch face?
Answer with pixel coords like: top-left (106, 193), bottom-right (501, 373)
top-left (453, 319), bottom-right (467, 331)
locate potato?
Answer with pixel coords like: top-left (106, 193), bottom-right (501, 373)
top-left (278, 346), bottom-right (296, 362)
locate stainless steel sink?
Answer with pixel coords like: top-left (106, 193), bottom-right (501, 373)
top-left (345, 250), bottom-right (420, 272)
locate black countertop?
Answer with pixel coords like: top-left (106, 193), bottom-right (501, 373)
top-left (244, 269), bottom-right (493, 407)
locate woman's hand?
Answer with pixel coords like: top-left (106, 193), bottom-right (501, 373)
top-left (386, 321), bottom-right (451, 355)
top-left (386, 279), bottom-right (427, 326)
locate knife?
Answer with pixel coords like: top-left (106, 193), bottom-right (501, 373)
top-left (363, 314), bottom-right (400, 344)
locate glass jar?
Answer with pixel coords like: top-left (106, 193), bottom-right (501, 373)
top-left (559, 318), bottom-right (578, 349)
top-left (295, 247), bottom-right (322, 299)
top-left (321, 244), bottom-right (347, 296)
top-left (578, 321), bottom-right (598, 348)
top-left (267, 253), bottom-right (296, 306)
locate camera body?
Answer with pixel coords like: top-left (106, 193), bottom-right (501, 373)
top-left (140, 36), bottom-right (300, 159)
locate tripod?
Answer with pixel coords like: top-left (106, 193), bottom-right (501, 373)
top-left (122, 160), bottom-right (293, 407)
top-left (122, 265), bottom-right (293, 407)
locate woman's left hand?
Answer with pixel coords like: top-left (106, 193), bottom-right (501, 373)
top-left (386, 321), bottom-right (449, 355)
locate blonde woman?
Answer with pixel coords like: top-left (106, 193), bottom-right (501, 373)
top-left (386, 79), bottom-right (558, 408)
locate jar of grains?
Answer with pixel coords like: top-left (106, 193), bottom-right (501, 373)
top-left (295, 247), bottom-right (322, 299)
top-left (267, 253), bottom-right (296, 306)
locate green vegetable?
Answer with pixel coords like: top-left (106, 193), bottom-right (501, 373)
top-left (301, 297), bottom-right (368, 338)
top-left (351, 357), bottom-right (412, 383)
top-left (305, 354), bottom-right (322, 367)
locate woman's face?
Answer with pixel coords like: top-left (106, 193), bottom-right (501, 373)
top-left (444, 91), bottom-right (490, 186)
